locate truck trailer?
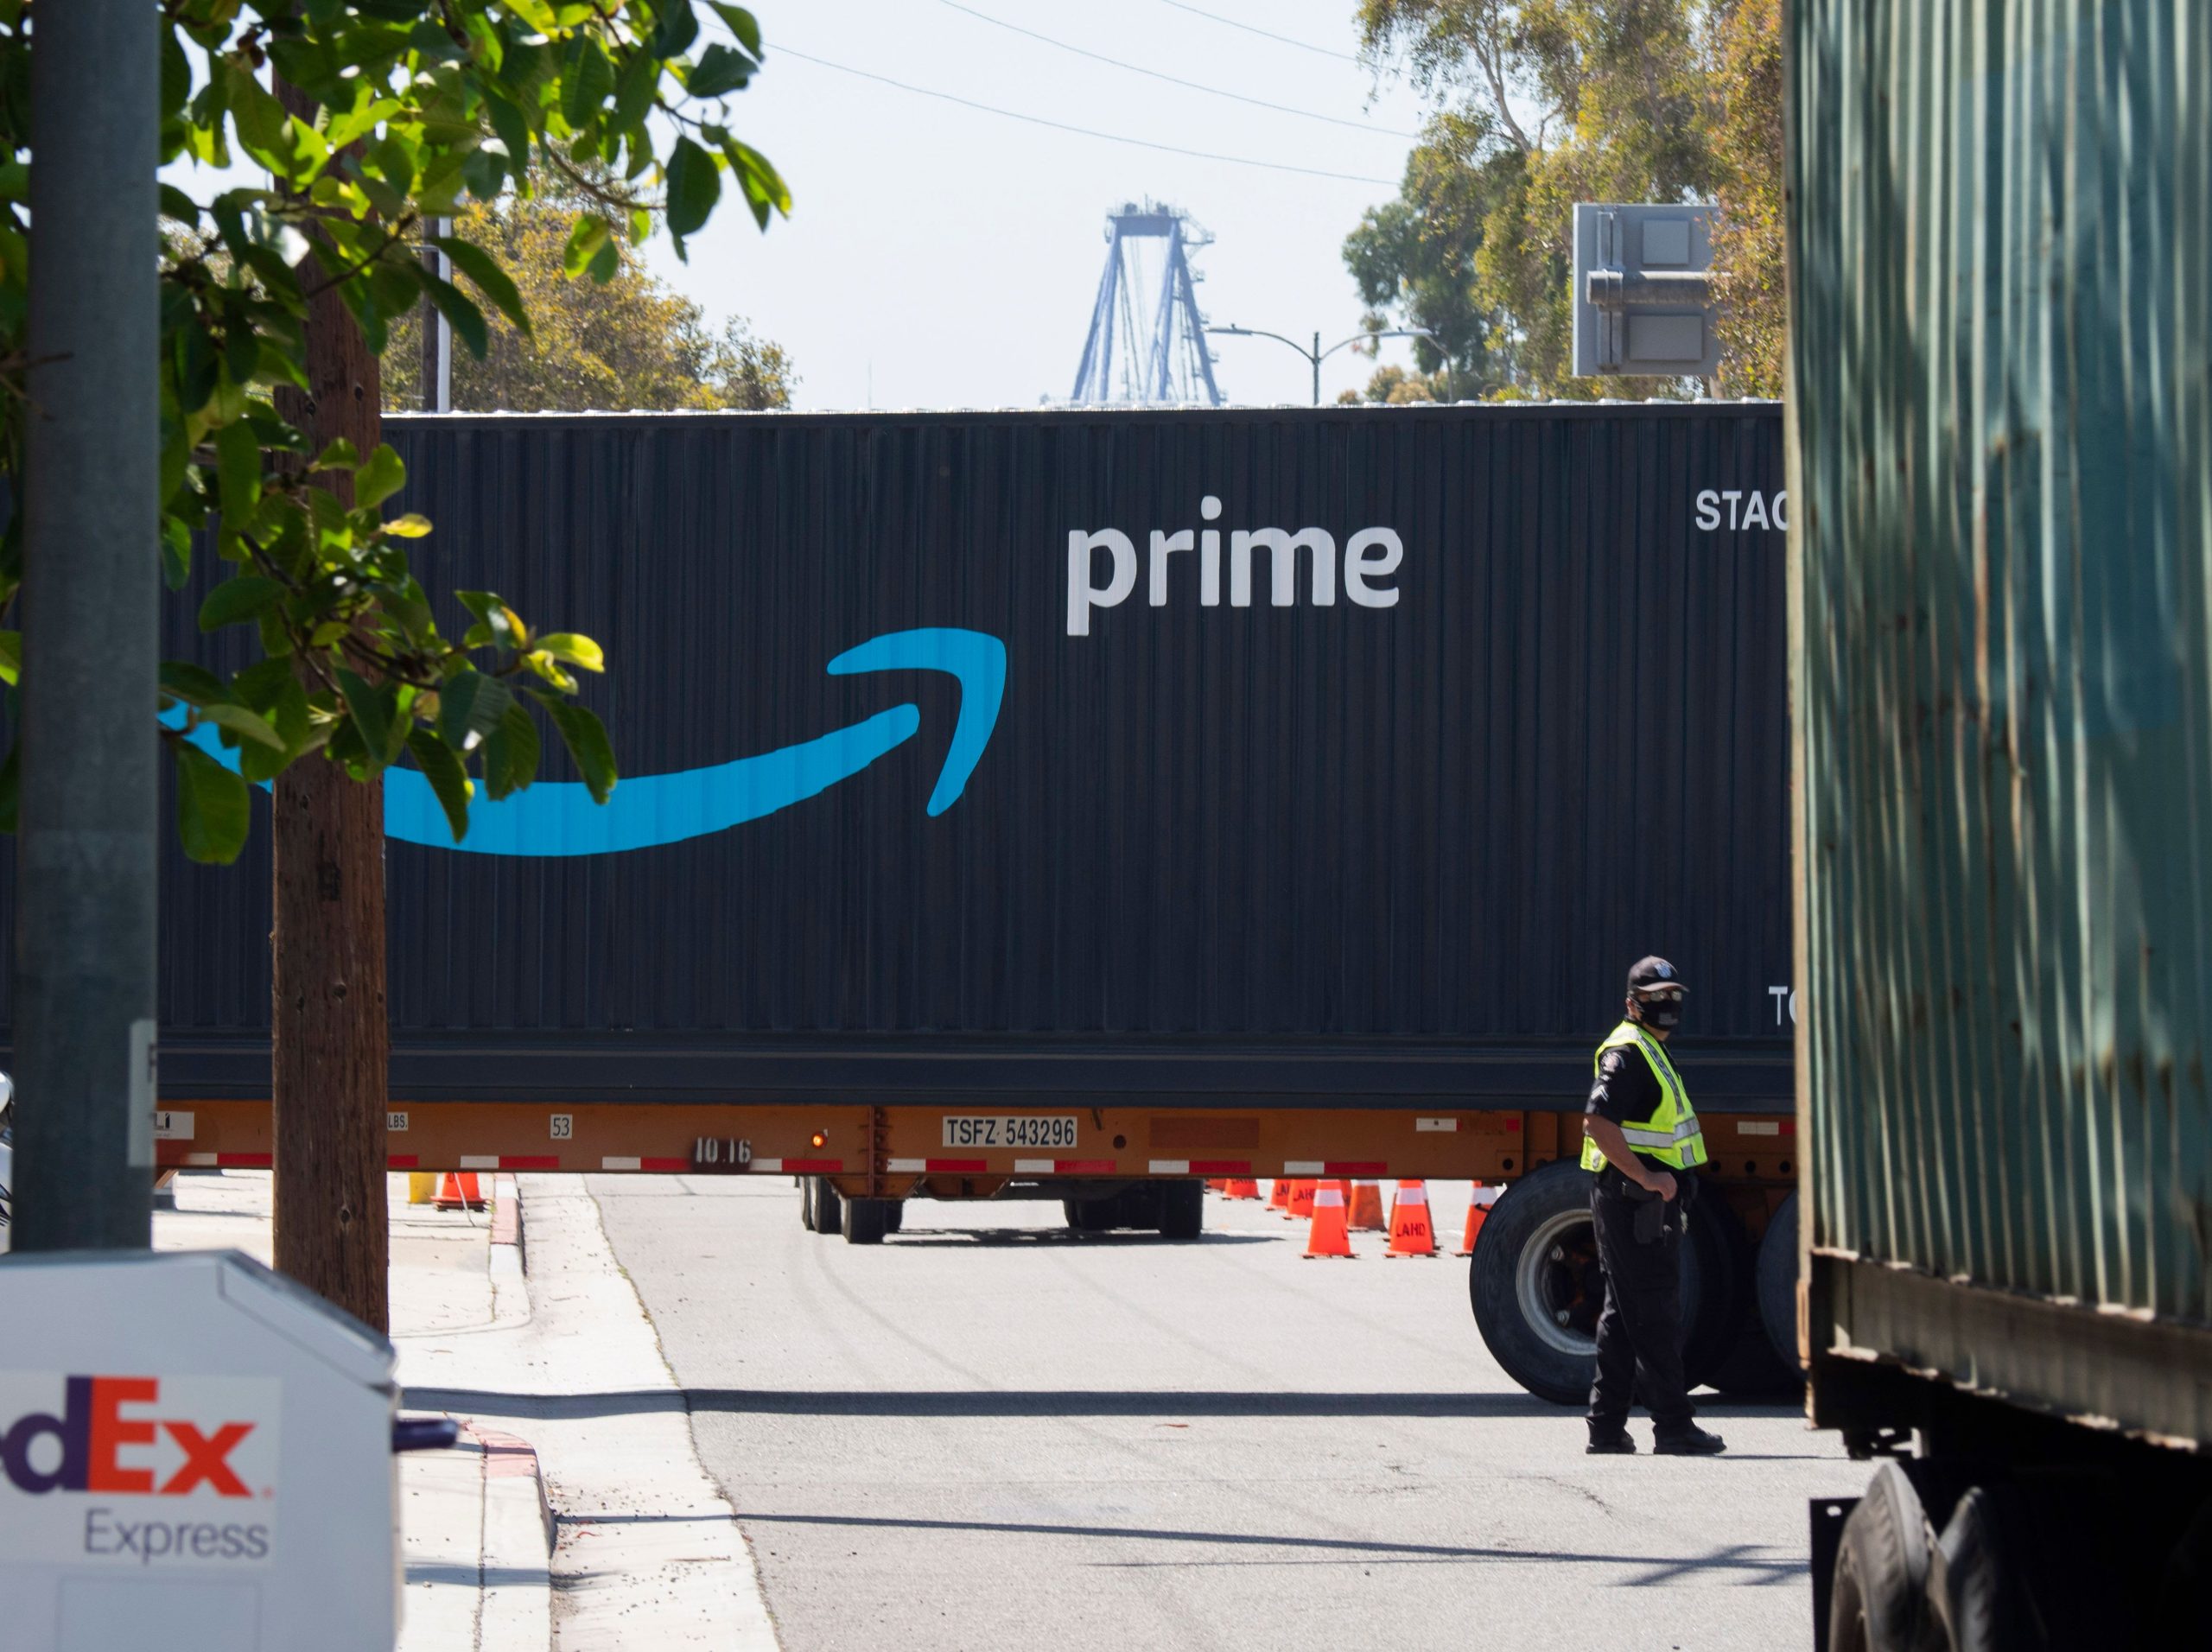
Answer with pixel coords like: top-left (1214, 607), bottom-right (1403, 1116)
top-left (1790, 2), bottom-right (2212, 1643)
top-left (0, 400), bottom-right (1796, 1404)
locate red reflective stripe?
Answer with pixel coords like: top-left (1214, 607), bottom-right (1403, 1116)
top-left (1322, 1161), bottom-right (1384, 1175)
top-left (386, 1154), bottom-right (420, 1169)
top-left (216, 1153), bottom-right (272, 1168)
top-left (499, 1156), bottom-right (560, 1170)
top-left (642, 1156), bottom-right (690, 1172)
top-left (926, 1158), bottom-right (988, 1172)
top-left (1054, 1159), bottom-right (1118, 1173)
top-left (782, 1159), bottom-right (842, 1173)
top-left (1188, 1160), bottom-right (1252, 1175)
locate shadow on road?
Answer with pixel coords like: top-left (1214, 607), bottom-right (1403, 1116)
top-left (405, 1386), bottom-right (1579, 1420)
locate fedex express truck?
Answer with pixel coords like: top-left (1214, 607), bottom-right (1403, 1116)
top-left (0, 401), bottom-right (1796, 1403)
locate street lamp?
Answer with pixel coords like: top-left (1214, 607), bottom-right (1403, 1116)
top-left (1205, 324), bottom-right (1440, 407)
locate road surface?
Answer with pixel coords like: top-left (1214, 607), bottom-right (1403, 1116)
top-left (592, 1177), bottom-right (1854, 1651)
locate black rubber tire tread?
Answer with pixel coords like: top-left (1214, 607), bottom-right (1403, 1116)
top-left (1679, 1189), bottom-right (1744, 1392)
top-left (813, 1176), bottom-right (842, 1237)
top-left (883, 1200), bottom-right (903, 1235)
top-left (1158, 1180), bottom-right (1204, 1240)
top-left (842, 1195), bottom-right (889, 1245)
top-left (1827, 1461), bottom-right (1931, 1652)
top-left (799, 1176), bottom-right (817, 1232)
top-left (1470, 1160), bottom-right (1605, 1407)
top-left (1691, 1195), bottom-right (1795, 1396)
top-left (1757, 1190), bottom-right (1802, 1372)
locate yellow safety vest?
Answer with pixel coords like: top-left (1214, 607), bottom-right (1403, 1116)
top-left (1580, 1020), bottom-right (1708, 1172)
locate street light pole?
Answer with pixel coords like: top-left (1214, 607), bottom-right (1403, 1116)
top-left (15, 0), bottom-right (162, 1249)
top-left (1207, 323), bottom-right (1440, 406)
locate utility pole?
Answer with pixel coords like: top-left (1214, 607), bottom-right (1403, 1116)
top-left (270, 80), bottom-right (391, 1333)
top-left (420, 219), bottom-right (451, 412)
top-left (13, 0), bottom-right (162, 1249)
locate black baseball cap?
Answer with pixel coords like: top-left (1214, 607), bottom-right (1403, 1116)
top-left (1628, 956), bottom-right (1688, 994)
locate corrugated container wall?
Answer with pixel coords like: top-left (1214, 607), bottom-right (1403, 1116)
top-left (0, 405), bottom-right (1790, 1108)
top-left (1789, 1), bottom-right (2212, 1322)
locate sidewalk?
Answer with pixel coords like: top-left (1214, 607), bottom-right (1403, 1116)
top-left (153, 1168), bottom-right (777, 1651)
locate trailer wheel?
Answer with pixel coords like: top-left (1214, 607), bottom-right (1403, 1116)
top-left (1758, 1191), bottom-right (1802, 1371)
top-left (800, 1177), bottom-right (816, 1231)
top-left (813, 1176), bottom-right (842, 1237)
top-left (1158, 1180), bottom-right (1204, 1241)
top-left (1064, 1197), bottom-right (1114, 1233)
top-left (1827, 1462), bottom-right (1931, 1652)
top-left (842, 1196), bottom-right (890, 1245)
top-left (884, 1200), bottom-right (904, 1235)
top-left (1471, 1160), bottom-right (1735, 1406)
top-left (1692, 1198), bottom-right (1795, 1396)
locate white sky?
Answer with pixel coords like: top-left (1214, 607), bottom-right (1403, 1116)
top-left (650, 0), bottom-right (1437, 410)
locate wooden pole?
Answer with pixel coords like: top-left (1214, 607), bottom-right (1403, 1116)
top-left (270, 81), bottom-right (390, 1334)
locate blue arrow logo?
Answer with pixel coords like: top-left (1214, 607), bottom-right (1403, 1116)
top-left (167, 626), bottom-right (1006, 857)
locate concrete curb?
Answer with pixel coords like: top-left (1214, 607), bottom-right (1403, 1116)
top-left (460, 1421), bottom-right (556, 1652)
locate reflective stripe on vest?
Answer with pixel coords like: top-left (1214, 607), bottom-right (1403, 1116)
top-left (1580, 1020), bottom-right (1708, 1172)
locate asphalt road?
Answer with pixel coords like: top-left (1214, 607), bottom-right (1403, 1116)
top-left (592, 1177), bottom-right (1859, 1652)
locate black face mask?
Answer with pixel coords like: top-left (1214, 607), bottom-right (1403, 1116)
top-left (1636, 994), bottom-right (1684, 1030)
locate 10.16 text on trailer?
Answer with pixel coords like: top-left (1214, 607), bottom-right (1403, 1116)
top-left (1067, 495), bottom-right (1403, 636)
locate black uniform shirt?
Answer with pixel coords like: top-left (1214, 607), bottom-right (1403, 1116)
top-left (1586, 1036), bottom-right (1676, 1181)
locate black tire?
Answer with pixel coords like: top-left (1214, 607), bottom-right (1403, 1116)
top-left (1158, 1180), bottom-right (1204, 1240)
top-left (1691, 1197), bottom-right (1796, 1396)
top-left (1064, 1197), bottom-right (1113, 1232)
top-left (813, 1176), bottom-right (842, 1237)
top-left (1758, 1190), bottom-right (1802, 1372)
top-left (1827, 1461), bottom-right (1931, 1652)
top-left (883, 1200), bottom-right (904, 1235)
top-left (799, 1176), bottom-right (817, 1232)
top-left (1679, 1191), bottom-right (1744, 1392)
top-left (842, 1195), bottom-right (890, 1245)
top-left (1470, 1160), bottom-right (1608, 1406)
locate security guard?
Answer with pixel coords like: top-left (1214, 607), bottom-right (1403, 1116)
top-left (1581, 956), bottom-right (1726, 1456)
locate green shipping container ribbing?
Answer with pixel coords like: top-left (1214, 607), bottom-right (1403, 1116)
top-left (1789, 0), bottom-right (2212, 1325)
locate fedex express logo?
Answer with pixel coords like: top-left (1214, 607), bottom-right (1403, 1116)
top-left (0, 1373), bottom-right (279, 1566)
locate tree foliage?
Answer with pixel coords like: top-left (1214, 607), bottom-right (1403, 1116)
top-left (0, 0), bottom-right (790, 861)
top-left (386, 175), bottom-right (796, 412)
top-left (1350, 0), bottom-right (1783, 398)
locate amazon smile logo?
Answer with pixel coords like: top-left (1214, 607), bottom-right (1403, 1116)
top-left (165, 626), bottom-right (1006, 858)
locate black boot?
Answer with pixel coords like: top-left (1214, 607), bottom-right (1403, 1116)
top-left (1586, 1423), bottom-right (1636, 1455)
top-left (1651, 1423), bottom-right (1726, 1456)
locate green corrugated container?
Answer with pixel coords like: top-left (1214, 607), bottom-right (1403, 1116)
top-left (1789, 0), bottom-right (2212, 1443)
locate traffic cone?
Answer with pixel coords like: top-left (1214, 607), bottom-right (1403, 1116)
top-left (1268, 1178), bottom-right (1291, 1212)
top-left (1456, 1183), bottom-right (1502, 1255)
top-left (1224, 1178), bottom-right (1261, 1200)
top-left (1286, 1179), bottom-right (1318, 1220)
top-left (433, 1172), bottom-right (486, 1210)
top-left (1303, 1180), bottom-right (1356, 1259)
top-left (1207, 1179), bottom-right (1229, 1193)
top-left (1385, 1180), bottom-right (1437, 1257)
top-left (1345, 1179), bottom-right (1386, 1231)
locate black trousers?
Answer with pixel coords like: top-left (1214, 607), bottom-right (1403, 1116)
top-left (1586, 1179), bottom-right (1694, 1432)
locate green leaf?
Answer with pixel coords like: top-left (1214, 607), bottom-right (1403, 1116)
top-left (537, 694), bottom-right (617, 805)
top-left (197, 702), bottom-right (286, 751)
top-left (385, 513), bottom-right (433, 538)
top-left (437, 670), bottom-right (513, 753)
top-left (157, 661), bottom-right (229, 707)
top-left (313, 438), bottom-right (360, 471)
top-left (563, 214), bottom-right (612, 280)
top-left (214, 418), bottom-right (262, 531)
top-left (708, 4), bottom-right (765, 56)
top-left (407, 728), bottom-right (474, 843)
top-left (175, 740), bottom-right (251, 865)
top-left (435, 237), bottom-right (531, 335)
top-left (532, 632), bottom-right (605, 672)
top-left (0, 631), bottom-right (17, 688)
top-left (200, 575), bottom-right (284, 631)
top-left (334, 667), bottom-right (393, 772)
top-left (664, 136), bottom-right (721, 245)
top-left (687, 43), bottom-right (755, 99)
top-left (652, 0), bottom-right (702, 56)
top-left (162, 513), bottom-right (193, 592)
top-left (353, 444), bottom-right (407, 511)
top-left (458, 590), bottom-right (526, 651)
top-left (480, 698), bottom-right (541, 801)
top-left (562, 35), bottom-right (617, 129)
top-left (416, 266), bottom-right (490, 359)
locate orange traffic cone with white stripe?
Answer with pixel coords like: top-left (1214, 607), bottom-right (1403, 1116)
top-left (1385, 1179), bottom-right (1437, 1257)
top-left (1456, 1183), bottom-right (1501, 1255)
top-left (1345, 1179), bottom-right (1386, 1231)
top-left (1224, 1178), bottom-right (1261, 1200)
top-left (1303, 1180), bottom-right (1356, 1258)
top-left (1268, 1177), bottom-right (1291, 1213)
top-left (1286, 1179), bottom-right (1318, 1220)
top-left (433, 1172), bottom-right (485, 1210)
top-left (1207, 1179), bottom-right (1229, 1193)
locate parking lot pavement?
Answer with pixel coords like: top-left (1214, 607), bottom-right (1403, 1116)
top-left (594, 1178), bottom-right (1859, 1652)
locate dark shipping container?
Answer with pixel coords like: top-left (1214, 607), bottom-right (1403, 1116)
top-left (0, 404), bottom-right (1789, 1109)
